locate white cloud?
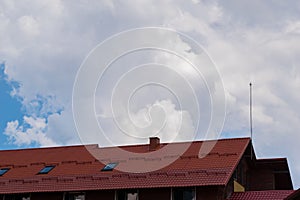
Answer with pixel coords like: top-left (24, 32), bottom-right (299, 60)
top-left (18, 15), bottom-right (40, 37)
top-left (285, 20), bottom-right (300, 34)
top-left (1, 0), bottom-right (300, 187)
top-left (4, 116), bottom-right (56, 147)
top-left (99, 99), bottom-right (195, 145)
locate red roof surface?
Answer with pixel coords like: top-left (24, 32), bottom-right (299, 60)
top-left (0, 137), bottom-right (250, 194)
top-left (285, 188), bottom-right (300, 199)
top-left (228, 191), bottom-right (294, 200)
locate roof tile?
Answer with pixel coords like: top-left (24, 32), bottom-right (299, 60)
top-left (228, 191), bottom-right (295, 200)
top-left (0, 138), bottom-right (250, 193)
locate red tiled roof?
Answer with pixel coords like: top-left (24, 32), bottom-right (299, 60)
top-left (0, 137), bottom-right (250, 194)
top-left (285, 188), bottom-right (300, 200)
top-left (228, 191), bottom-right (295, 200)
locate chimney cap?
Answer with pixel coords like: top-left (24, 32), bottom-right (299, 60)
top-left (149, 136), bottom-right (160, 140)
top-left (149, 137), bottom-right (160, 151)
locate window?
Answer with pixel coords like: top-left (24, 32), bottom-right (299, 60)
top-left (38, 166), bottom-right (55, 174)
top-left (117, 190), bottom-right (138, 200)
top-left (65, 192), bottom-right (85, 200)
top-left (4, 194), bottom-right (30, 200)
top-left (0, 168), bottom-right (10, 176)
top-left (233, 163), bottom-right (245, 185)
top-left (101, 162), bottom-right (118, 171)
top-left (173, 187), bottom-right (195, 200)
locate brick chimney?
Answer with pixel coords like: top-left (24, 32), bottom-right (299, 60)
top-left (149, 137), bottom-right (160, 151)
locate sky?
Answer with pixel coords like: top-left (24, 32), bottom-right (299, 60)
top-left (0, 0), bottom-right (300, 188)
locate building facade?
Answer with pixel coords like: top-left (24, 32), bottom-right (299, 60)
top-left (0, 137), bottom-right (295, 200)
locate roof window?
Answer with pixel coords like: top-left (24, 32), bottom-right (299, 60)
top-left (101, 163), bottom-right (118, 171)
top-left (0, 168), bottom-right (10, 176)
top-left (38, 166), bottom-right (55, 174)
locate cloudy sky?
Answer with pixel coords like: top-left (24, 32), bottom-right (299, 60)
top-left (1, 0), bottom-right (300, 187)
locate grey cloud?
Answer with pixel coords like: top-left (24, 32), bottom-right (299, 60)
top-left (1, 0), bottom-right (300, 187)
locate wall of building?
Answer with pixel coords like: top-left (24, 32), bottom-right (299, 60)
top-left (2, 189), bottom-right (170, 200)
top-left (86, 190), bottom-right (115, 200)
top-left (248, 169), bottom-right (274, 190)
top-left (139, 188), bottom-right (171, 200)
top-left (196, 186), bottom-right (224, 200)
top-left (1, 187), bottom-right (228, 200)
top-left (31, 192), bottom-right (63, 200)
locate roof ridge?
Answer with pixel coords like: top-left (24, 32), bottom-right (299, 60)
top-left (102, 137), bottom-right (251, 150)
top-left (0, 137), bottom-right (251, 152)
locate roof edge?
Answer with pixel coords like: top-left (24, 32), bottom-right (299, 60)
top-left (224, 138), bottom-right (252, 185)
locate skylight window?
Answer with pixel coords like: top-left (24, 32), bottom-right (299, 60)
top-left (38, 166), bottom-right (55, 174)
top-left (101, 163), bottom-right (118, 171)
top-left (0, 168), bottom-right (10, 176)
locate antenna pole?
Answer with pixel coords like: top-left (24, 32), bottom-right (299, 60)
top-left (249, 82), bottom-right (253, 160)
top-left (250, 82), bottom-right (253, 139)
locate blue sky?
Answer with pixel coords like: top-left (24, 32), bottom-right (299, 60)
top-left (1, 0), bottom-right (300, 188)
top-left (0, 63), bottom-right (23, 149)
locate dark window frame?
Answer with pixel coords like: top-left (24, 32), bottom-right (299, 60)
top-left (4, 193), bottom-right (31, 200)
top-left (37, 165), bottom-right (55, 174)
top-left (116, 189), bottom-right (139, 200)
top-left (172, 187), bottom-right (196, 200)
top-left (0, 168), bottom-right (10, 176)
top-left (64, 192), bottom-right (85, 200)
top-left (101, 162), bottom-right (118, 171)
